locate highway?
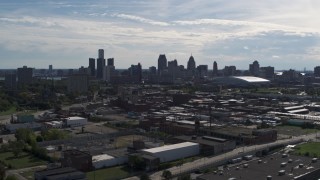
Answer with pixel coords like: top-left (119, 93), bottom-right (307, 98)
top-left (149, 133), bottom-right (318, 180)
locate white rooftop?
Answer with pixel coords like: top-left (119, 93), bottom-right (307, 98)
top-left (142, 142), bottom-right (199, 154)
top-left (66, 116), bottom-right (86, 120)
top-left (232, 76), bottom-right (270, 83)
top-left (92, 154), bottom-right (114, 162)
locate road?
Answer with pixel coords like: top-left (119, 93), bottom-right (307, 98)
top-left (149, 133), bottom-right (318, 180)
top-left (6, 165), bottom-right (46, 180)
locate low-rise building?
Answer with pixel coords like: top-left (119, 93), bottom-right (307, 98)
top-left (34, 167), bottom-right (86, 180)
top-left (64, 116), bottom-right (87, 127)
top-left (61, 149), bottom-right (92, 172)
top-left (141, 142), bottom-right (200, 163)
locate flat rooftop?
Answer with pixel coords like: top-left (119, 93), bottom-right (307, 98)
top-left (92, 154), bottom-right (114, 162)
top-left (197, 153), bottom-right (320, 180)
top-left (142, 142), bottom-right (199, 154)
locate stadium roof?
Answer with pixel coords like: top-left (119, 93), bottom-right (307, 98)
top-left (211, 76), bottom-right (270, 86)
top-left (232, 76), bottom-right (270, 83)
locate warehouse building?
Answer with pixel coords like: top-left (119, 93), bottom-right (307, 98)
top-left (171, 135), bottom-right (236, 155)
top-left (92, 153), bottom-right (128, 169)
top-left (141, 142), bottom-right (200, 163)
top-left (64, 116), bottom-right (87, 127)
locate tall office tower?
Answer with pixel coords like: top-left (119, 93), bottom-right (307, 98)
top-left (129, 63), bottom-right (142, 83)
top-left (157, 54), bottom-right (167, 75)
top-left (107, 58), bottom-right (114, 66)
top-left (249, 60), bottom-right (260, 77)
top-left (187, 55), bottom-right (196, 71)
top-left (98, 49), bottom-right (104, 59)
top-left (89, 58), bottom-right (95, 76)
top-left (49, 65), bottom-right (53, 75)
top-left (4, 73), bottom-right (17, 90)
top-left (224, 66), bottom-right (237, 76)
top-left (213, 61), bottom-right (218, 76)
top-left (314, 66), bottom-right (320, 77)
top-left (96, 49), bottom-right (106, 79)
top-left (197, 65), bottom-right (208, 77)
top-left (137, 63), bottom-right (142, 83)
top-left (149, 66), bottom-right (157, 75)
top-left (168, 59), bottom-right (178, 78)
top-left (260, 66), bottom-right (275, 79)
top-left (17, 66), bottom-right (33, 85)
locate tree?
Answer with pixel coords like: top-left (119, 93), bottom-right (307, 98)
top-left (140, 173), bottom-right (150, 180)
top-left (0, 164), bottom-right (5, 180)
top-left (41, 129), bottom-right (69, 141)
top-left (129, 155), bottom-right (146, 170)
top-left (177, 174), bottom-right (191, 180)
top-left (162, 170), bottom-right (172, 180)
top-left (15, 128), bottom-right (36, 145)
top-left (9, 141), bottom-right (24, 157)
top-left (5, 175), bottom-right (18, 180)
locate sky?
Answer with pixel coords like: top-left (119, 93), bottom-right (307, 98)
top-left (1, 0), bottom-right (320, 70)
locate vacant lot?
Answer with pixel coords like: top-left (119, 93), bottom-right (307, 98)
top-left (293, 142), bottom-right (320, 157)
top-left (86, 166), bottom-right (131, 180)
top-left (0, 152), bottom-right (47, 169)
top-left (274, 125), bottom-right (319, 136)
top-left (115, 135), bottom-right (148, 148)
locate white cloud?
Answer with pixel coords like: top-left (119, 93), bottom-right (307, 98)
top-left (111, 13), bottom-right (170, 26)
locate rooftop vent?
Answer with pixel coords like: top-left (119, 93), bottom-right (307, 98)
top-left (312, 158), bottom-right (318, 163)
top-left (278, 170), bottom-right (285, 176)
top-left (280, 162), bottom-right (287, 167)
top-left (282, 154), bottom-right (288, 158)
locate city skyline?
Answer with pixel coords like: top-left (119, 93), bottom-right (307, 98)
top-left (1, 0), bottom-right (320, 70)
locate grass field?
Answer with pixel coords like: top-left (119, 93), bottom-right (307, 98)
top-left (0, 107), bottom-right (16, 116)
top-left (86, 166), bottom-right (131, 180)
top-left (274, 125), bottom-right (319, 136)
top-left (0, 152), bottom-right (47, 169)
top-left (293, 142), bottom-right (320, 157)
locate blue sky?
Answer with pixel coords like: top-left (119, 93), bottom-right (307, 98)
top-left (1, 0), bottom-right (320, 70)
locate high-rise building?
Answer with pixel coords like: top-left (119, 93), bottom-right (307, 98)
top-left (17, 66), bottom-right (33, 85)
top-left (224, 66), bottom-right (236, 76)
top-left (149, 66), bottom-right (157, 75)
top-left (4, 73), bottom-right (17, 90)
top-left (157, 54), bottom-right (167, 75)
top-left (49, 65), bottom-right (53, 75)
top-left (129, 63), bottom-right (142, 83)
top-left (187, 55), bottom-right (196, 71)
top-left (107, 58), bottom-right (114, 66)
top-left (96, 49), bottom-right (106, 79)
top-left (260, 66), bottom-right (275, 79)
top-left (314, 66), bottom-right (320, 77)
top-left (168, 59), bottom-right (178, 79)
top-left (89, 58), bottom-right (95, 76)
top-left (249, 60), bottom-right (260, 77)
top-left (98, 49), bottom-right (104, 59)
top-left (197, 65), bottom-right (208, 77)
top-left (213, 61), bottom-right (218, 76)
top-left (103, 65), bottom-right (115, 82)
